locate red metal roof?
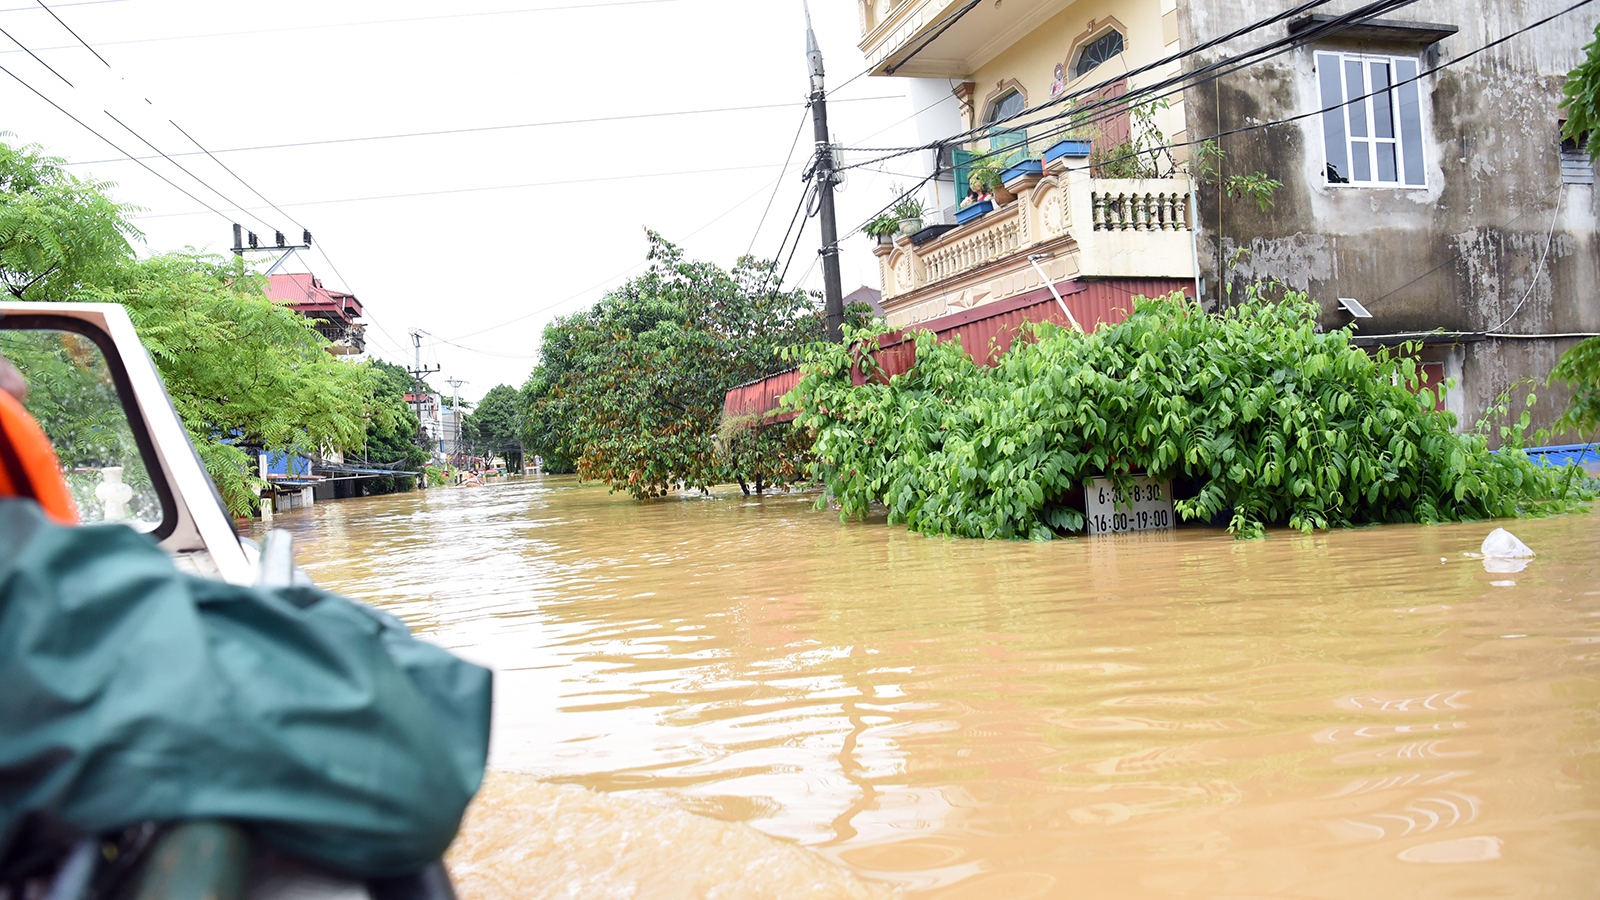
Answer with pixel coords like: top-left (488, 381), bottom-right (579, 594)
top-left (266, 273), bottom-right (364, 324)
top-left (723, 277), bottom-right (1194, 423)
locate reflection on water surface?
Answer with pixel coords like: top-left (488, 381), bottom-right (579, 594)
top-left (255, 477), bottom-right (1600, 897)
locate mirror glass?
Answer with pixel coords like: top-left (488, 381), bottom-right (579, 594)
top-left (1, 328), bottom-right (166, 532)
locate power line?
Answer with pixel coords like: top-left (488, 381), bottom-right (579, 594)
top-left (130, 162), bottom-right (793, 220)
top-left (0, 23), bottom-right (70, 84)
top-left (65, 96), bottom-right (902, 167)
top-left (747, 107), bottom-right (811, 258)
top-left (168, 120), bottom-right (305, 231)
top-left (3, 0), bottom-right (687, 56)
top-left (0, 0), bottom-right (124, 13)
top-left (443, 167), bottom-right (800, 344)
top-left (0, 60), bottom-right (233, 221)
top-left (34, 0), bottom-right (107, 67)
top-left (103, 110), bottom-right (282, 234)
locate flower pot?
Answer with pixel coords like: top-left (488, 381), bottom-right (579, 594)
top-left (898, 217), bottom-right (923, 235)
top-left (992, 182), bottom-right (1016, 206)
top-left (954, 200), bottom-right (993, 225)
top-left (1044, 139), bottom-right (1093, 163)
top-left (1001, 159), bottom-right (1044, 186)
top-left (876, 232), bottom-right (893, 247)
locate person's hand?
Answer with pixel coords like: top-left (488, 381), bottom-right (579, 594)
top-left (0, 355), bottom-right (27, 402)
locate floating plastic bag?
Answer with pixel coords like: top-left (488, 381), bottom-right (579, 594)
top-left (1481, 528), bottom-right (1534, 574)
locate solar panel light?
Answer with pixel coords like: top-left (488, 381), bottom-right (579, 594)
top-left (1338, 297), bottom-right (1373, 318)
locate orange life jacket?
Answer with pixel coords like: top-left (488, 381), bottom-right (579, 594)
top-left (0, 389), bottom-right (79, 525)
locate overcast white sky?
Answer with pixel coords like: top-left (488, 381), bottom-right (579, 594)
top-left (0, 0), bottom-right (925, 401)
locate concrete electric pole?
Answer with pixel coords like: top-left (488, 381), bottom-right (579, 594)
top-left (446, 378), bottom-right (468, 457)
top-left (805, 1), bottom-right (846, 342)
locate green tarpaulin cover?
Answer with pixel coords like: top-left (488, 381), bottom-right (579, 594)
top-left (0, 500), bottom-right (492, 877)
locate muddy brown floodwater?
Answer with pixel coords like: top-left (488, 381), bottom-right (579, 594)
top-left (253, 477), bottom-right (1600, 898)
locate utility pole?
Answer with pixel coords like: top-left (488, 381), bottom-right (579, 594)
top-left (805, 1), bottom-right (846, 342)
top-left (231, 223), bottom-right (313, 276)
top-left (407, 330), bottom-right (442, 458)
top-left (446, 378), bottom-right (467, 459)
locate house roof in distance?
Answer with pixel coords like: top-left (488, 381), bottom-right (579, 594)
top-left (845, 285), bottom-right (885, 316)
top-left (266, 272), bottom-right (364, 324)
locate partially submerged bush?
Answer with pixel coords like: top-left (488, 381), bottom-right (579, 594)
top-left (789, 291), bottom-right (1590, 540)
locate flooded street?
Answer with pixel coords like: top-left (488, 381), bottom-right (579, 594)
top-left (255, 478), bottom-right (1600, 898)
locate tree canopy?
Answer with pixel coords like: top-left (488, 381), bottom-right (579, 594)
top-left (465, 384), bottom-right (522, 468)
top-left (791, 291), bottom-right (1590, 540)
top-left (1563, 22), bottom-right (1600, 160)
top-left (523, 231), bottom-right (824, 498)
top-left (1, 137), bottom-right (396, 515)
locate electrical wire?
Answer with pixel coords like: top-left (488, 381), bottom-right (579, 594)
top-left (0, 0), bottom-right (126, 12)
top-left (0, 24), bottom-right (70, 84)
top-left (442, 167), bottom-right (799, 344)
top-left (34, 0), bottom-right (107, 66)
top-left (0, 60), bottom-right (234, 221)
top-left (102, 110), bottom-right (283, 234)
top-left (4, 0), bottom-right (688, 56)
top-left (830, 0), bottom-right (1593, 250)
top-left (1486, 184), bottom-right (1566, 333)
top-left (66, 96), bottom-right (901, 167)
top-left (169, 120), bottom-right (306, 230)
top-left (747, 107), bottom-right (811, 257)
top-left (884, 0), bottom-right (983, 76)
top-left (130, 162), bottom-right (792, 220)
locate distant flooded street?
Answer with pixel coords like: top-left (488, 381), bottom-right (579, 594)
top-left (254, 478), bottom-right (1600, 898)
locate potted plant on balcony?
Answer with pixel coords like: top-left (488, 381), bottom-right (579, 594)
top-left (1044, 102), bottom-right (1097, 165)
top-left (865, 211), bottom-right (900, 246)
top-left (894, 196), bottom-right (926, 236)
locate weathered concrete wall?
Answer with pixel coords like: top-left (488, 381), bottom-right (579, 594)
top-left (1177, 0), bottom-right (1600, 438)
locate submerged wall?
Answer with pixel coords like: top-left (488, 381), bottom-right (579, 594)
top-left (1178, 0), bottom-right (1600, 438)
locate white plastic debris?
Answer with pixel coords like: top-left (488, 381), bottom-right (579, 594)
top-left (1481, 528), bottom-right (1534, 574)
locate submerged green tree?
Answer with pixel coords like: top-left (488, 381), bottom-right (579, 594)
top-left (790, 291), bottom-right (1590, 540)
top-left (86, 254), bottom-right (382, 514)
top-left (464, 384), bottom-right (523, 469)
top-left (1, 137), bottom-right (389, 515)
top-left (525, 231), bottom-right (824, 498)
top-left (360, 359), bottom-right (429, 494)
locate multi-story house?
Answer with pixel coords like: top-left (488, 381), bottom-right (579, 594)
top-left (855, 0), bottom-right (1598, 434)
top-left (266, 272), bottom-right (367, 356)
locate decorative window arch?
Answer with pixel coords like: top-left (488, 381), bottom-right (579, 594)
top-left (1071, 25), bottom-right (1125, 80)
top-left (982, 83), bottom-right (1027, 150)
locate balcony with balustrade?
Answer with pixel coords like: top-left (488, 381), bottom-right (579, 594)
top-left (872, 153), bottom-right (1197, 330)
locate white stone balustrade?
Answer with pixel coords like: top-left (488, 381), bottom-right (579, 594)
top-left (875, 170), bottom-right (1196, 321)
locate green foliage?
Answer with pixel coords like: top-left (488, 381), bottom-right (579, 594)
top-left (1226, 172), bottom-right (1284, 212)
top-left (892, 195), bottom-right (925, 221)
top-left (524, 231), bottom-right (825, 498)
top-left (0, 138), bottom-right (139, 302)
top-left (2, 135), bottom-right (389, 516)
top-left (1562, 22), bottom-right (1600, 161)
top-left (1552, 335), bottom-right (1600, 438)
top-left (464, 384), bottom-right (523, 468)
top-left (86, 253), bottom-right (382, 514)
top-left (789, 291), bottom-right (1590, 541)
top-left (1090, 100), bottom-right (1172, 180)
top-left (360, 359), bottom-right (428, 495)
top-left (864, 211), bottom-right (901, 238)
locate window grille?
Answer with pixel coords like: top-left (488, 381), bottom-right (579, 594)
top-left (1074, 30), bottom-right (1125, 80)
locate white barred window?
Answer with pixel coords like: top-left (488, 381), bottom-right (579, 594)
top-left (1316, 52), bottom-right (1427, 187)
